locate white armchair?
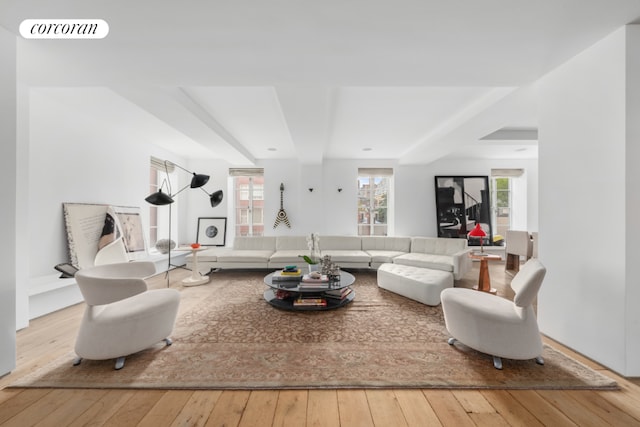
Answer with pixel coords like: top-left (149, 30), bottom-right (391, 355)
top-left (73, 262), bottom-right (180, 370)
top-left (441, 258), bottom-right (547, 369)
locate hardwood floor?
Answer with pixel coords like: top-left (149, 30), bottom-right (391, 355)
top-left (1, 261), bottom-right (640, 426)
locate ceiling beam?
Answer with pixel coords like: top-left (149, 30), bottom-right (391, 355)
top-left (112, 86), bottom-right (256, 164)
top-left (399, 87), bottom-right (514, 164)
top-left (275, 86), bottom-right (335, 165)
top-left (481, 128), bottom-right (538, 141)
top-left (174, 88), bottom-right (256, 164)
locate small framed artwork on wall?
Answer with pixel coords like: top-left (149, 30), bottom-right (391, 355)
top-left (197, 217), bottom-right (227, 246)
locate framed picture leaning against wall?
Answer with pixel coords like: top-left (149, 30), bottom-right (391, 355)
top-left (196, 217), bottom-right (227, 246)
top-left (434, 176), bottom-right (492, 245)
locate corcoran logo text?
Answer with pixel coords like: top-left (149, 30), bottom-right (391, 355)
top-left (19, 19), bottom-right (109, 39)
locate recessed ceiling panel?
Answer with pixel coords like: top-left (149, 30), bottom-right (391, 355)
top-left (184, 87), bottom-right (295, 159)
top-left (327, 87), bottom-right (495, 158)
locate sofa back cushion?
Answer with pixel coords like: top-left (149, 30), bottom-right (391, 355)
top-left (276, 236), bottom-right (309, 251)
top-left (411, 237), bottom-right (467, 255)
top-left (320, 235), bottom-right (362, 251)
top-left (361, 236), bottom-right (411, 252)
top-left (233, 236), bottom-right (277, 250)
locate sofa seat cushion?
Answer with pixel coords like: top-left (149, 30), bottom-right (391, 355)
top-left (269, 250), bottom-right (307, 264)
top-left (366, 250), bottom-right (407, 264)
top-left (320, 250), bottom-right (371, 263)
top-left (377, 263), bottom-right (453, 306)
top-left (393, 253), bottom-right (454, 273)
top-left (216, 250), bottom-right (274, 263)
top-left (189, 248), bottom-right (225, 263)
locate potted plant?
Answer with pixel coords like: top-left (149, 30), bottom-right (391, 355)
top-left (300, 233), bottom-right (321, 273)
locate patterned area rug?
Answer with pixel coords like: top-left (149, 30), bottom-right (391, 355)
top-left (12, 271), bottom-right (617, 390)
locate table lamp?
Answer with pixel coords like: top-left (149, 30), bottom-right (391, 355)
top-left (468, 223), bottom-right (487, 253)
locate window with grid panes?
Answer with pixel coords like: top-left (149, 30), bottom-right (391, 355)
top-left (357, 168), bottom-right (392, 236)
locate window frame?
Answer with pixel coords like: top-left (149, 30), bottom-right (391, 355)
top-left (357, 169), bottom-right (392, 236)
top-left (148, 157), bottom-right (177, 250)
top-left (232, 173), bottom-right (265, 237)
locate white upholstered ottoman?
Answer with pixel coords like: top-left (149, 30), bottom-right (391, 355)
top-left (377, 263), bottom-right (453, 306)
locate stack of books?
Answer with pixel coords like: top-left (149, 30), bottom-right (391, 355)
top-left (293, 297), bottom-right (327, 307)
top-left (298, 284), bottom-right (330, 291)
top-left (301, 273), bottom-right (329, 283)
top-left (299, 274), bottom-right (330, 290)
top-left (272, 266), bottom-right (302, 282)
top-left (275, 289), bottom-right (294, 300)
top-left (324, 287), bottom-right (352, 301)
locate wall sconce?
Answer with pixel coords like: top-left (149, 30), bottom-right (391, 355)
top-left (308, 188), bottom-right (314, 192)
top-left (337, 188), bottom-right (343, 192)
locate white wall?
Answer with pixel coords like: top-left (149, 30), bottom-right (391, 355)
top-left (185, 157), bottom-right (538, 243)
top-left (18, 89), bottom-right (188, 324)
top-left (0, 26), bottom-right (17, 376)
top-left (16, 83), bottom-right (30, 330)
top-left (538, 26), bottom-right (640, 375)
top-left (320, 160), bottom-right (360, 235)
top-left (184, 158), bottom-right (233, 245)
top-left (297, 163), bottom-right (325, 233)
top-left (28, 90), bottom-right (159, 276)
top-left (395, 165), bottom-right (435, 237)
top-left (625, 25), bottom-right (640, 377)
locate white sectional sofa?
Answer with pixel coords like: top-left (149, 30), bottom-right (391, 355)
top-left (361, 236), bottom-right (412, 269)
top-left (268, 236), bottom-right (310, 268)
top-left (212, 236), bottom-right (276, 269)
top-left (393, 237), bottom-right (472, 280)
top-left (315, 235), bottom-right (372, 269)
top-left (186, 235), bottom-right (472, 280)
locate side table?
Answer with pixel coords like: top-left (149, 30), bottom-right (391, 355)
top-left (469, 252), bottom-right (501, 294)
top-left (177, 247), bottom-right (210, 287)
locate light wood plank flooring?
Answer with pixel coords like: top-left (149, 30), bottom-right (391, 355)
top-left (1, 261), bottom-right (639, 426)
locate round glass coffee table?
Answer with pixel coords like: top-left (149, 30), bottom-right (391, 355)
top-left (263, 270), bottom-right (355, 311)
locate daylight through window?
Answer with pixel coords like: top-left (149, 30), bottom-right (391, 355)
top-left (357, 168), bottom-right (392, 236)
top-left (230, 168), bottom-right (265, 236)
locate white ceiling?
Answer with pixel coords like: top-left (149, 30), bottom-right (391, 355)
top-left (3, 1), bottom-right (640, 165)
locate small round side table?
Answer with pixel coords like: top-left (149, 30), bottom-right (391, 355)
top-left (181, 247), bottom-right (210, 287)
top-left (469, 252), bottom-right (502, 295)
